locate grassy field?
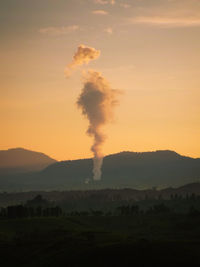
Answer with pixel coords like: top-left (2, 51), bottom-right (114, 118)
top-left (1, 214), bottom-right (200, 266)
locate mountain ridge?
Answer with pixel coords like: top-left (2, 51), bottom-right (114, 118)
top-left (0, 149), bottom-right (200, 191)
top-left (0, 147), bottom-right (56, 173)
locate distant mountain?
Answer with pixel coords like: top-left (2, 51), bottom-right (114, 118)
top-left (0, 150), bottom-right (200, 191)
top-left (0, 148), bottom-right (56, 174)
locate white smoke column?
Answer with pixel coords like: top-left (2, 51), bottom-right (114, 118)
top-left (77, 70), bottom-right (119, 180)
top-left (65, 44), bottom-right (100, 77)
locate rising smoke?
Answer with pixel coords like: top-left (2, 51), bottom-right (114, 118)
top-left (77, 70), bottom-right (119, 180)
top-left (65, 44), bottom-right (100, 77)
top-left (65, 44), bottom-right (120, 180)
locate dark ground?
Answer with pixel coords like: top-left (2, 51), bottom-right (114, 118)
top-left (1, 214), bottom-right (200, 266)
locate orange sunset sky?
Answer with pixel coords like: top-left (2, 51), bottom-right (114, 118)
top-left (1, 0), bottom-right (200, 161)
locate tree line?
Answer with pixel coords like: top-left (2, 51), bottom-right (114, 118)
top-left (0, 205), bottom-right (62, 219)
top-left (1, 193), bottom-right (200, 219)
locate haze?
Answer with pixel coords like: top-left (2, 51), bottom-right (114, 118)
top-left (1, 0), bottom-right (200, 160)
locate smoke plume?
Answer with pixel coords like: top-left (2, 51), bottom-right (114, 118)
top-left (77, 70), bottom-right (119, 180)
top-left (65, 44), bottom-right (100, 77)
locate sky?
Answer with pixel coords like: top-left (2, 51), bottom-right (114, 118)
top-left (1, 0), bottom-right (200, 160)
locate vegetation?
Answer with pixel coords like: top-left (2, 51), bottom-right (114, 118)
top-left (1, 211), bottom-right (200, 266)
top-left (0, 194), bottom-right (200, 266)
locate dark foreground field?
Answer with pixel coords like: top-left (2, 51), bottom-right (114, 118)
top-left (1, 214), bottom-right (200, 266)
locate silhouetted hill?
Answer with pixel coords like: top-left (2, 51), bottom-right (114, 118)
top-left (0, 150), bottom-right (200, 191)
top-left (0, 148), bottom-right (56, 174)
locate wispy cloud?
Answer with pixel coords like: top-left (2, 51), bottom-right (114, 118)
top-left (104, 27), bottom-right (113, 34)
top-left (92, 9), bottom-right (108, 15)
top-left (94, 0), bottom-right (115, 5)
top-left (120, 3), bottom-right (131, 9)
top-left (94, 0), bottom-right (108, 4)
top-left (128, 16), bottom-right (200, 27)
top-left (39, 25), bottom-right (79, 35)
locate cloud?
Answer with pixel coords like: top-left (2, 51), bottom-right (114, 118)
top-left (39, 25), bottom-right (79, 35)
top-left (120, 3), bottom-right (131, 8)
top-left (104, 27), bottom-right (113, 34)
top-left (128, 16), bottom-right (200, 27)
top-left (92, 9), bottom-right (108, 15)
top-left (65, 44), bottom-right (100, 77)
top-left (94, 0), bottom-right (108, 4)
top-left (94, 0), bottom-right (115, 5)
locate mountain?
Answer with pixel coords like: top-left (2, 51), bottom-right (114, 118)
top-left (0, 150), bottom-right (200, 191)
top-left (0, 148), bottom-right (56, 174)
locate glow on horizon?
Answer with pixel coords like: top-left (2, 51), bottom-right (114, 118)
top-left (1, 0), bottom-right (200, 161)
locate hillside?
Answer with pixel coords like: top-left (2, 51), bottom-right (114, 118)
top-left (0, 148), bottom-right (56, 174)
top-left (0, 150), bottom-right (200, 191)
